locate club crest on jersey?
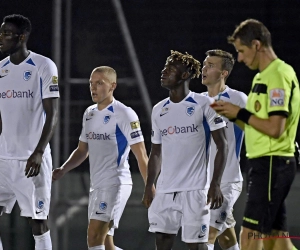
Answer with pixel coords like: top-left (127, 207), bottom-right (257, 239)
top-left (201, 224), bottom-right (207, 234)
top-left (186, 106), bottom-right (195, 116)
top-left (99, 201), bottom-right (107, 211)
top-left (220, 211), bottom-right (227, 221)
top-left (23, 71), bottom-right (32, 81)
top-left (37, 199), bottom-right (44, 210)
top-left (103, 115), bottom-right (111, 124)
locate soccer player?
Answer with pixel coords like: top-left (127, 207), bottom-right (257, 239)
top-left (0, 14), bottom-right (59, 250)
top-left (211, 19), bottom-right (300, 250)
top-left (52, 66), bottom-right (149, 250)
top-left (201, 49), bottom-right (247, 250)
top-left (142, 50), bottom-right (228, 250)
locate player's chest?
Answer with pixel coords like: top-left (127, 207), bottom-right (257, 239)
top-left (156, 104), bottom-right (202, 127)
top-left (0, 67), bottom-right (38, 90)
top-left (85, 112), bottom-right (117, 136)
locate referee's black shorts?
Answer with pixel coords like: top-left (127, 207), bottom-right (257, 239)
top-left (242, 155), bottom-right (296, 234)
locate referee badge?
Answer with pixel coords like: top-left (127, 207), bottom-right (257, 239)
top-left (254, 100), bottom-right (261, 112)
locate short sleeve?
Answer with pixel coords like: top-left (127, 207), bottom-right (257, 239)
top-left (41, 58), bottom-right (60, 99)
top-left (151, 107), bottom-right (161, 144)
top-left (117, 108), bottom-right (144, 145)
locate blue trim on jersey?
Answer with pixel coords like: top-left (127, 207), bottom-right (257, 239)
top-left (234, 124), bottom-right (243, 158)
top-left (108, 106), bottom-right (114, 113)
top-left (221, 92), bottom-right (230, 99)
top-left (163, 100), bottom-right (170, 107)
top-left (185, 96), bottom-right (198, 104)
top-left (202, 116), bottom-right (211, 158)
top-left (116, 124), bottom-right (128, 166)
top-left (40, 77), bottom-right (43, 98)
top-left (26, 58), bottom-right (36, 66)
top-left (2, 60), bottom-right (10, 67)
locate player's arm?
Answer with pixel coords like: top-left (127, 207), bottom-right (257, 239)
top-left (207, 127), bottom-right (228, 209)
top-left (130, 141), bottom-right (148, 184)
top-left (52, 140), bottom-right (89, 181)
top-left (142, 143), bottom-right (161, 208)
top-left (25, 97), bottom-right (59, 178)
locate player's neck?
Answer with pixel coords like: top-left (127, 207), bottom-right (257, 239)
top-left (97, 97), bottom-right (114, 110)
top-left (207, 83), bottom-right (226, 98)
top-left (9, 47), bottom-right (30, 65)
top-left (258, 47), bottom-right (277, 72)
top-left (169, 84), bottom-right (190, 103)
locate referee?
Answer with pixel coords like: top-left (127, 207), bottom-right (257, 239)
top-left (212, 19), bottom-right (299, 250)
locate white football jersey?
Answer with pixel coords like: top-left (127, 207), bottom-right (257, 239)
top-left (79, 99), bottom-right (144, 191)
top-left (202, 86), bottom-right (247, 183)
top-left (0, 51), bottom-right (59, 159)
top-left (151, 91), bottom-right (226, 193)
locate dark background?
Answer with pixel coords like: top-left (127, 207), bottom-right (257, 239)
top-left (0, 0), bottom-right (300, 249)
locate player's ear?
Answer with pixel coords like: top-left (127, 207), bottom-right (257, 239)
top-left (221, 70), bottom-right (228, 79)
top-left (110, 82), bottom-right (117, 91)
top-left (182, 71), bottom-right (190, 80)
top-left (19, 34), bottom-right (26, 42)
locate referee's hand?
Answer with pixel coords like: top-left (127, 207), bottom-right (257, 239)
top-left (207, 183), bottom-right (224, 209)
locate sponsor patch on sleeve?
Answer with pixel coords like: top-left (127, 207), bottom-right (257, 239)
top-left (270, 88), bottom-right (285, 106)
top-left (49, 85), bottom-right (59, 92)
top-left (214, 116), bottom-right (223, 124)
top-left (130, 131), bottom-right (141, 139)
top-left (130, 120), bottom-right (140, 129)
top-left (52, 76), bottom-right (58, 84)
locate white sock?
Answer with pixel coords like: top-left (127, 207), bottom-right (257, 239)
top-left (207, 243), bottom-right (214, 250)
top-left (88, 246), bottom-right (105, 250)
top-left (0, 237), bottom-right (3, 250)
top-left (225, 243), bottom-right (239, 250)
top-left (33, 230), bottom-right (52, 250)
top-left (115, 246), bottom-right (123, 250)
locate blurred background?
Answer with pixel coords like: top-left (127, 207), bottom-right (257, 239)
top-left (0, 0), bottom-right (300, 249)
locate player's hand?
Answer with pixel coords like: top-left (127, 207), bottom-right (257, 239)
top-left (25, 150), bottom-right (43, 178)
top-left (210, 100), bottom-right (240, 120)
top-left (142, 184), bottom-right (155, 208)
top-left (207, 183), bottom-right (223, 209)
top-left (52, 167), bottom-right (66, 181)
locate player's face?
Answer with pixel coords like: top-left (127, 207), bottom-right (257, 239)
top-left (89, 71), bottom-right (115, 105)
top-left (161, 60), bottom-right (185, 90)
top-left (233, 38), bottom-right (258, 70)
top-left (202, 56), bottom-right (224, 86)
top-left (0, 22), bottom-right (22, 55)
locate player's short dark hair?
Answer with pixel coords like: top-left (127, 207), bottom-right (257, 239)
top-left (205, 49), bottom-right (235, 80)
top-left (227, 19), bottom-right (272, 47)
top-left (166, 50), bottom-right (201, 79)
top-left (3, 14), bottom-right (32, 34)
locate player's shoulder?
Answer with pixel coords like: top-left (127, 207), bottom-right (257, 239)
top-left (84, 104), bottom-right (98, 114)
top-left (153, 97), bottom-right (170, 110)
top-left (0, 56), bottom-right (10, 67)
top-left (192, 91), bottom-right (214, 106)
top-left (226, 86), bottom-right (247, 98)
top-left (112, 99), bottom-right (138, 117)
top-left (28, 51), bottom-right (57, 67)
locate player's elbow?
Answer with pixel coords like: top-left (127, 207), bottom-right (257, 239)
top-left (269, 128), bottom-right (284, 139)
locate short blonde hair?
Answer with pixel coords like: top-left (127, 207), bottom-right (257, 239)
top-left (92, 66), bottom-right (117, 82)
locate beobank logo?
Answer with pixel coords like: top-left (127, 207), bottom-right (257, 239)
top-left (160, 124), bottom-right (198, 137)
top-left (86, 132), bottom-right (111, 140)
top-left (0, 89), bottom-right (34, 99)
